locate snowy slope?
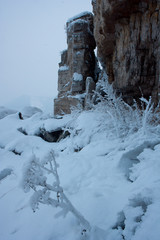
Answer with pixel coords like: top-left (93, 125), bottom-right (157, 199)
top-left (0, 100), bottom-right (160, 240)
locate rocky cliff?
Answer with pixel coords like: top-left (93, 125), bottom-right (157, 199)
top-left (54, 12), bottom-right (98, 115)
top-left (92, 0), bottom-right (160, 104)
top-left (54, 1), bottom-right (160, 115)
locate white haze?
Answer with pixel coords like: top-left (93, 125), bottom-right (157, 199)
top-left (0, 0), bottom-right (92, 109)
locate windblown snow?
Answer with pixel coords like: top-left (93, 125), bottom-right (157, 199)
top-left (0, 95), bottom-right (160, 240)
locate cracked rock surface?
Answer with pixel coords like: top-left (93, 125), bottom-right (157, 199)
top-left (92, 0), bottom-right (160, 104)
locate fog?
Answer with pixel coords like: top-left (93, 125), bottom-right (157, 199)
top-left (0, 0), bottom-right (92, 109)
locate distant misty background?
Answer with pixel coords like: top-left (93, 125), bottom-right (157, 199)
top-left (0, 0), bottom-right (91, 112)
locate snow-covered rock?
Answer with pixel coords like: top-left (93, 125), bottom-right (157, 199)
top-left (54, 11), bottom-right (97, 115)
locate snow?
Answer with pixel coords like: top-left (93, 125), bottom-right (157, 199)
top-left (20, 106), bottom-right (42, 118)
top-left (73, 72), bottom-right (83, 82)
top-left (68, 93), bottom-right (86, 100)
top-left (67, 19), bottom-right (88, 31)
top-left (0, 168), bottom-right (12, 181)
top-left (0, 106), bottom-right (17, 119)
top-left (59, 65), bottom-right (69, 71)
top-left (67, 11), bottom-right (93, 24)
top-left (0, 93), bottom-right (160, 239)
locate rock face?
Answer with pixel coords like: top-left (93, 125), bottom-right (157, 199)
top-left (54, 12), bottom-right (97, 115)
top-left (92, 0), bottom-right (160, 104)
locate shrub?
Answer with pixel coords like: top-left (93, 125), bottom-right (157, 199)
top-left (22, 150), bottom-right (91, 236)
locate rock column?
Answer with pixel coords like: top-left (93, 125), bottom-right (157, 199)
top-left (54, 12), bottom-right (97, 115)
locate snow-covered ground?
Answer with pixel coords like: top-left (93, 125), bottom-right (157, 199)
top-left (0, 92), bottom-right (160, 240)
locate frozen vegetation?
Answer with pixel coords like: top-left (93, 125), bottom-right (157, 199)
top-left (0, 76), bottom-right (160, 240)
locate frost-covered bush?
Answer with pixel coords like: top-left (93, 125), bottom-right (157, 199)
top-left (22, 150), bottom-right (91, 236)
top-left (91, 72), bottom-right (160, 138)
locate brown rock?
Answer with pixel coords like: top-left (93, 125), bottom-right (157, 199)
top-left (54, 12), bottom-right (97, 115)
top-left (54, 96), bottom-right (84, 115)
top-left (92, 0), bottom-right (160, 104)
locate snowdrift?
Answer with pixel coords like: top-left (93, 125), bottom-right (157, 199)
top-left (0, 87), bottom-right (160, 240)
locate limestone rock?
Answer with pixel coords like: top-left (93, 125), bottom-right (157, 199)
top-left (92, 0), bottom-right (160, 104)
top-left (54, 12), bottom-right (97, 115)
top-left (54, 95), bottom-right (85, 115)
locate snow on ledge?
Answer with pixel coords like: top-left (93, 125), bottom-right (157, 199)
top-left (59, 65), bottom-right (69, 71)
top-left (73, 73), bottom-right (83, 82)
top-left (67, 11), bottom-right (93, 24)
top-left (67, 19), bottom-right (88, 31)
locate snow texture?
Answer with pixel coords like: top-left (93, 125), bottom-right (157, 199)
top-left (68, 93), bottom-right (86, 100)
top-left (73, 72), bottom-right (83, 81)
top-left (0, 168), bottom-right (12, 181)
top-left (0, 106), bottom-right (17, 119)
top-left (0, 82), bottom-right (160, 240)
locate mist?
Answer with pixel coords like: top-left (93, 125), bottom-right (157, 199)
top-left (0, 0), bottom-right (92, 109)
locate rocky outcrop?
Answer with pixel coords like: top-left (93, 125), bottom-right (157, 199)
top-left (92, 0), bottom-right (160, 104)
top-left (54, 12), bottom-right (98, 115)
top-left (54, 12), bottom-right (97, 115)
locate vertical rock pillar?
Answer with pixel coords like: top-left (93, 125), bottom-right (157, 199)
top-left (54, 12), bottom-right (97, 115)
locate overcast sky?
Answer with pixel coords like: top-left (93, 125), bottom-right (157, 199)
top-left (0, 0), bottom-right (92, 108)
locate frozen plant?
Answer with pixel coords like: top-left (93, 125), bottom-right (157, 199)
top-left (92, 72), bottom-right (138, 137)
top-left (92, 72), bottom-right (160, 138)
top-left (22, 150), bottom-right (91, 236)
top-left (140, 97), bottom-right (153, 135)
